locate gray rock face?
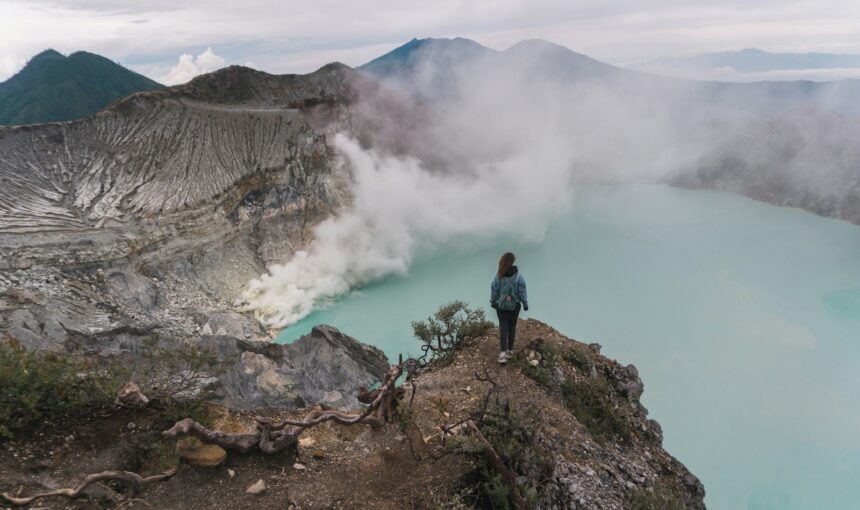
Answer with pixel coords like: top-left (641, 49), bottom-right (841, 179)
top-left (0, 63), bottom-right (398, 416)
top-left (104, 269), bottom-right (159, 311)
top-left (200, 325), bottom-right (389, 410)
top-left (286, 325), bottom-right (390, 407)
top-left (192, 309), bottom-right (260, 339)
top-left (0, 64), bottom-right (360, 236)
top-left (611, 364), bottom-right (645, 402)
top-left (0, 64), bottom-right (371, 354)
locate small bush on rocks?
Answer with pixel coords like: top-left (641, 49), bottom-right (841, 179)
top-left (516, 357), bottom-right (555, 389)
top-left (0, 339), bottom-right (124, 439)
top-left (561, 377), bottom-right (630, 442)
top-left (130, 338), bottom-right (222, 403)
top-left (630, 483), bottom-right (689, 510)
top-left (513, 338), bottom-right (630, 443)
top-left (514, 340), bottom-right (558, 389)
top-left (563, 344), bottom-right (594, 374)
top-left (451, 397), bottom-right (554, 509)
top-left (412, 301), bottom-right (492, 367)
top-left (0, 336), bottom-right (218, 442)
top-left (533, 339), bottom-right (557, 363)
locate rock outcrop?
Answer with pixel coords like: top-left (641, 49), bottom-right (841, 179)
top-left (0, 319), bottom-right (704, 510)
top-left (0, 61), bottom-right (397, 415)
top-left (0, 318), bottom-right (706, 509)
top-left (402, 318), bottom-right (707, 510)
top-left (0, 63), bottom-right (372, 358)
top-left (201, 325), bottom-right (389, 410)
top-left (176, 437), bottom-right (227, 468)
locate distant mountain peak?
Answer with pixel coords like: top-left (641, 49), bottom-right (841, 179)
top-left (68, 50), bottom-right (101, 58)
top-left (400, 37), bottom-right (488, 53)
top-left (360, 37), bottom-right (489, 67)
top-left (0, 49), bottom-right (163, 125)
top-left (507, 38), bottom-right (567, 51)
top-left (30, 49), bottom-right (64, 62)
top-left (358, 36), bottom-right (626, 102)
top-left (358, 37), bottom-right (492, 83)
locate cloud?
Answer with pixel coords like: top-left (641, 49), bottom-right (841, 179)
top-left (241, 132), bottom-right (573, 326)
top-left (694, 66), bottom-right (860, 82)
top-left (0, 54), bottom-right (27, 82)
top-left (5, 0), bottom-right (860, 82)
top-left (239, 46), bottom-right (706, 327)
top-left (157, 47), bottom-right (226, 85)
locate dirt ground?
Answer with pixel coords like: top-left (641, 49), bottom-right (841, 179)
top-left (1, 319), bottom-right (703, 509)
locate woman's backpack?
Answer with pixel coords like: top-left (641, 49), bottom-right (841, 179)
top-left (496, 276), bottom-right (520, 311)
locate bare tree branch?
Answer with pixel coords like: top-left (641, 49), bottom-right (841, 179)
top-left (1, 469), bottom-right (177, 507)
top-left (163, 363), bottom-right (404, 455)
top-left (441, 420), bottom-right (529, 509)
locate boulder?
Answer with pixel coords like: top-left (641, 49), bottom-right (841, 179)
top-left (284, 325), bottom-right (389, 408)
top-left (104, 270), bottom-right (158, 311)
top-left (613, 364), bottom-right (645, 402)
top-left (246, 479), bottom-right (267, 495)
top-left (298, 437), bottom-right (317, 448)
top-left (192, 309), bottom-right (262, 340)
top-left (6, 308), bottom-right (67, 351)
top-left (114, 382), bottom-right (150, 407)
top-left (177, 437), bottom-right (227, 467)
top-left (199, 324), bottom-right (389, 410)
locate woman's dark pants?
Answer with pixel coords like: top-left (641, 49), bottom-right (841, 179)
top-left (496, 305), bottom-right (520, 351)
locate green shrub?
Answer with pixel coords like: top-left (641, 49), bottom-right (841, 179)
top-left (561, 377), bottom-right (629, 442)
top-left (478, 469), bottom-right (513, 510)
top-left (514, 340), bottom-right (557, 389)
top-left (0, 340), bottom-right (124, 439)
top-left (412, 301), bottom-right (492, 366)
top-left (149, 438), bottom-right (181, 471)
top-left (512, 339), bottom-right (629, 443)
top-left (155, 397), bottom-right (214, 429)
top-left (0, 337), bottom-right (220, 441)
top-left (515, 357), bottom-right (555, 389)
top-left (454, 399), bottom-right (554, 509)
top-left (630, 484), bottom-right (688, 510)
top-left (126, 339), bottom-right (221, 431)
top-left (562, 344), bottom-right (594, 374)
top-left (129, 338), bottom-right (222, 403)
top-left (533, 340), bottom-right (557, 364)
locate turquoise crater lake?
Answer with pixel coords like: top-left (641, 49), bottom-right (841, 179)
top-left (278, 185), bottom-right (860, 510)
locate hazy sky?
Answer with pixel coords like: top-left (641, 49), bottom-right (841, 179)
top-left (3, 0), bottom-right (860, 84)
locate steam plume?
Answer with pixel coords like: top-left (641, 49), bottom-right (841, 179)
top-left (241, 39), bottom-right (860, 327)
top-left (241, 133), bottom-right (574, 327)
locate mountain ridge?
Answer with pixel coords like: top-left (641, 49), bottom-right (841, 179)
top-left (0, 49), bottom-right (164, 125)
top-left (3, 38), bottom-right (860, 360)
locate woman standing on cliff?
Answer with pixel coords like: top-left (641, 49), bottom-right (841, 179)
top-left (491, 252), bottom-right (528, 364)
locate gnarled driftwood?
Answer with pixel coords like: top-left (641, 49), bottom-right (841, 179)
top-left (0, 468), bottom-right (177, 507)
top-left (163, 363), bottom-right (404, 454)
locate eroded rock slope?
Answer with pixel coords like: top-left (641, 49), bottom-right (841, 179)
top-left (0, 64), bottom-right (369, 356)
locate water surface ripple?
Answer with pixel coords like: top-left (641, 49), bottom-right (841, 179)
top-left (280, 185), bottom-right (860, 510)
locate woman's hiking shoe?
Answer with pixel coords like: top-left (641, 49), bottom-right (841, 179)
top-left (497, 352), bottom-right (508, 364)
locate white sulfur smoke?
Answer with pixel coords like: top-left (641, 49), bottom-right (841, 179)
top-left (241, 38), bottom-right (856, 328)
top-left (240, 41), bottom-right (706, 328)
top-left (241, 132), bottom-right (575, 327)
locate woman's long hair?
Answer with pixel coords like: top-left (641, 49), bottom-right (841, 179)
top-left (497, 252), bottom-right (516, 278)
